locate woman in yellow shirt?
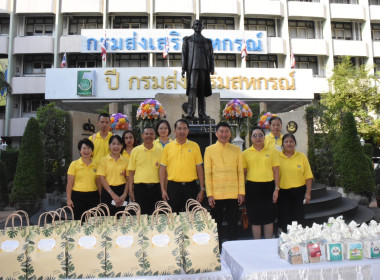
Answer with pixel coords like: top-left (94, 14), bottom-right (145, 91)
top-left (243, 126), bottom-right (280, 239)
top-left (97, 135), bottom-right (129, 215)
top-left (122, 130), bottom-right (138, 158)
top-left (278, 134), bottom-right (313, 233)
top-left (154, 120), bottom-right (173, 148)
top-left (66, 138), bottom-right (100, 220)
top-left (265, 116), bottom-right (283, 152)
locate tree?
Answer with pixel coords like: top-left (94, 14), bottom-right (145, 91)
top-left (10, 118), bottom-right (45, 203)
top-left (0, 160), bottom-right (9, 208)
top-left (37, 103), bottom-right (71, 193)
top-left (321, 56), bottom-right (380, 143)
top-left (333, 112), bottom-right (375, 196)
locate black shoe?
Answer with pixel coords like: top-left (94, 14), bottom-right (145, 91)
top-left (198, 113), bottom-right (210, 119)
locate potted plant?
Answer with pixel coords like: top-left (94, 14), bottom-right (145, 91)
top-left (10, 118), bottom-right (45, 215)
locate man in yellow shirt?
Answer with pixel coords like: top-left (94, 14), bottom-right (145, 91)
top-left (160, 119), bottom-right (205, 213)
top-left (89, 113), bottom-right (113, 165)
top-left (128, 126), bottom-right (163, 215)
top-left (204, 122), bottom-right (245, 243)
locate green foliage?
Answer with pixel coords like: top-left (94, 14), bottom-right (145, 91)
top-left (0, 160), bottom-right (9, 205)
top-left (363, 143), bottom-right (373, 159)
top-left (321, 56), bottom-right (380, 144)
top-left (0, 149), bottom-right (19, 182)
top-left (10, 118), bottom-right (45, 203)
top-left (37, 103), bottom-right (71, 193)
top-left (333, 112), bottom-right (375, 196)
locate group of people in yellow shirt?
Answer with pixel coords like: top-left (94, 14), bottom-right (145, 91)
top-left (66, 113), bottom-right (313, 243)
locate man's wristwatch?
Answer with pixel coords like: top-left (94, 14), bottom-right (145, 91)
top-left (275, 187), bottom-right (280, 191)
top-left (200, 187), bottom-right (206, 191)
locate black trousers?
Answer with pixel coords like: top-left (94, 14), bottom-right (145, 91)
top-left (277, 185), bottom-right (306, 232)
top-left (167, 180), bottom-right (199, 213)
top-left (101, 184), bottom-right (128, 216)
top-left (71, 190), bottom-right (100, 220)
top-left (133, 183), bottom-right (161, 215)
top-left (211, 199), bottom-right (239, 242)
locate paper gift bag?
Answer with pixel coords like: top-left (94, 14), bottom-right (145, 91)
top-left (143, 208), bottom-right (182, 276)
top-left (0, 213), bottom-right (29, 280)
top-left (103, 210), bottom-right (144, 277)
top-left (26, 212), bottom-right (66, 280)
top-left (181, 206), bottom-right (221, 274)
top-left (66, 210), bottom-right (105, 279)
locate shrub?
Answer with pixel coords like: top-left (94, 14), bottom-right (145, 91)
top-left (37, 103), bottom-right (71, 193)
top-left (333, 112), bottom-right (375, 197)
top-left (10, 118), bottom-right (45, 203)
top-left (0, 160), bottom-right (8, 205)
top-left (0, 149), bottom-right (19, 182)
top-left (363, 143), bottom-right (373, 159)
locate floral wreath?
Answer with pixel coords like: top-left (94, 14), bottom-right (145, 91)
top-left (258, 112), bottom-right (277, 129)
top-left (110, 113), bottom-right (129, 131)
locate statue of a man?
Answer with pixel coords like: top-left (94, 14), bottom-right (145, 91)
top-left (182, 19), bottom-right (215, 119)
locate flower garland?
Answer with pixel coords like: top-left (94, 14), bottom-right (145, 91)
top-left (222, 99), bottom-right (253, 120)
top-left (110, 113), bottom-right (129, 131)
top-left (136, 99), bottom-right (167, 120)
top-left (258, 112), bottom-right (277, 129)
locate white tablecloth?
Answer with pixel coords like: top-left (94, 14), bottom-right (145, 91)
top-left (221, 239), bottom-right (380, 280)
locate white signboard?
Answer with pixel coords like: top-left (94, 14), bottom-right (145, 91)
top-left (46, 68), bottom-right (314, 101)
top-left (81, 29), bottom-right (267, 54)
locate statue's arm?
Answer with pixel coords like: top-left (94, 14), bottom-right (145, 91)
top-left (208, 39), bottom-right (215, 75)
top-left (181, 37), bottom-right (189, 77)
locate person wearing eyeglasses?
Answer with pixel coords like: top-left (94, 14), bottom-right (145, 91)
top-left (243, 126), bottom-right (280, 239)
top-left (278, 134), bottom-right (313, 233)
top-left (154, 120), bottom-right (173, 148)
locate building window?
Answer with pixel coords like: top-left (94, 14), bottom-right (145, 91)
top-left (156, 54), bottom-right (182, 67)
top-left (370, 0), bottom-right (380, 5)
top-left (331, 22), bottom-right (361, 40)
top-left (0, 18), bottom-right (9, 35)
top-left (244, 19), bottom-right (276, 37)
top-left (247, 55), bottom-right (277, 68)
top-left (295, 56), bottom-right (318, 75)
top-left (334, 56), bottom-right (364, 67)
top-left (68, 54), bottom-right (101, 68)
top-left (25, 17), bottom-right (54, 36)
top-left (113, 16), bottom-right (148, 29)
top-left (289, 21), bottom-right (315, 39)
top-left (200, 17), bottom-right (234, 30)
top-left (214, 54), bottom-right (236, 67)
top-left (113, 54), bottom-right (148, 67)
top-left (69, 17), bottom-right (103, 35)
top-left (372, 24), bottom-right (380, 41)
top-left (374, 58), bottom-right (380, 74)
top-left (23, 55), bottom-right (52, 75)
top-left (156, 17), bottom-right (191, 29)
top-left (330, 0), bottom-right (357, 3)
top-left (22, 94), bottom-right (48, 113)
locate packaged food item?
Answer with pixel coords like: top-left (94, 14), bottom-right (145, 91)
top-left (307, 240), bottom-right (322, 263)
top-left (363, 239), bottom-right (380, 259)
top-left (287, 243), bottom-right (303, 265)
top-left (343, 240), bottom-right (363, 260)
top-left (326, 242), bottom-right (343, 261)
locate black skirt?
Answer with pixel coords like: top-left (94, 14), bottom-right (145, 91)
top-left (245, 180), bottom-right (275, 225)
top-left (71, 190), bottom-right (100, 220)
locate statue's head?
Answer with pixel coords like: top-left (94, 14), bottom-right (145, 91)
top-left (192, 20), bottom-right (204, 33)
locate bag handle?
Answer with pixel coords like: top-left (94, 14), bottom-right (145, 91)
top-left (37, 212), bottom-right (56, 228)
top-left (123, 206), bottom-right (140, 224)
top-left (57, 206), bottom-right (74, 221)
top-left (151, 207), bottom-right (173, 226)
top-left (97, 203), bottom-right (111, 216)
top-left (185, 198), bottom-right (201, 213)
top-left (155, 201), bottom-right (171, 210)
top-left (80, 209), bottom-right (101, 226)
top-left (4, 213), bottom-right (23, 229)
top-left (12, 210), bottom-right (30, 227)
top-left (125, 202), bottom-right (141, 214)
top-left (190, 206), bottom-right (209, 227)
top-left (115, 210), bottom-right (134, 225)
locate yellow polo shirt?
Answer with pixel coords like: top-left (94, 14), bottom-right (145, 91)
top-left (122, 150), bottom-right (131, 159)
top-left (89, 131), bottom-right (113, 165)
top-left (279, 151), bottom-right (313, 189)
top-left (67, 158), bottom-right (98, 192)
top-left (243, 145), bottom-right (280, 182)
top-left (128, 144), bottom-right (163, 183)
top-left (154, 138), bottom-right (173, 149)
top-left (265, 132), bottom-right (283, 152)
top-left (96, 154), bottom-right (129, 186)
top-left (204, 141), bottom-right (245, 199)
top-left (160, 139), bottom-right (203, 182)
